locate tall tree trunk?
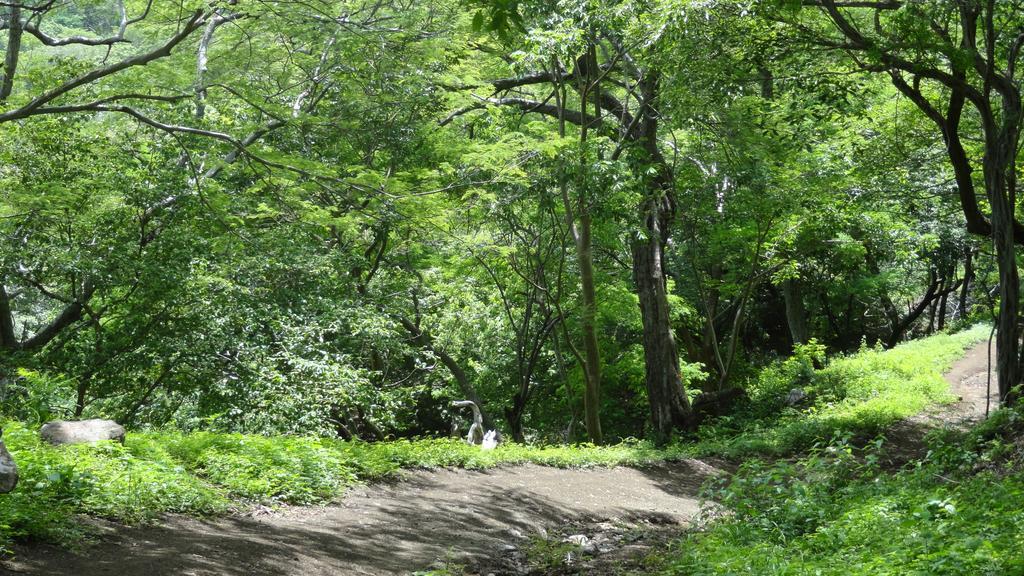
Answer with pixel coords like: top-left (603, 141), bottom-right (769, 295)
top-left (633, 197), bottom-right (692, 445)
top-left (958, 249), bottom-right (974, 319)
top-left (632, 73), bottom-right (693, 445)
top-left (554, 47), bottom-right (604, 444)
top-left (576, 210), bottom-right (603, 444)
top-left (782, 278), bottom-right (809, 345)
top-left (986, 150), bottom-right (1020, 405)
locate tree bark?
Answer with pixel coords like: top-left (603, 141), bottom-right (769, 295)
top-left (0, 4), bottom-right (23, 100)
top-left (986, 149), bottom-right (1020, 404)
top-left (782, 278), bottom-right (809, 345)
top-left (936, 279), bottom-right (950, 331)
top-left (633, 74), bottom-right (693, 445)
top-left (958, 249), bottom-right (974, 319)
top-left (633, 200), bottom-right (692, 445)
top-left (575, 207), bottom-right (604, 444)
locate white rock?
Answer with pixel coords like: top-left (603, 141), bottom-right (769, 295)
top-left (0, 433), bottom-right (17, 493)
top-left (40, 419), bottom-right (125, 445)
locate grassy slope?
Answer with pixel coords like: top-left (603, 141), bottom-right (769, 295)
top-left (691, 324), bottom-right (991, 458)
top-left (651, 324), bottom-right (1024, 576)
top-left (0, 324), bottom-right (1000, 562)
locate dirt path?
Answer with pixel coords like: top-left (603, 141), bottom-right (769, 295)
top-left (1, 342), bottom-right (996, 576)
top-left (1, 460), bottom-right (722, 576)
top-left (884, 339), bottom-right (1000, 465)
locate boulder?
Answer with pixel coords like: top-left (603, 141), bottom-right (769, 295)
top-left (0, 430), bottom-right (17, 493)
top-left (40, 419), bottom-right (125, 445)
top-left (784, 388), bottom-right (808, 406)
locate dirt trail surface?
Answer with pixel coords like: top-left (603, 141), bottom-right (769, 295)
top-left (1, 460), bottom-right (722, 576)
top-left (884, 339), bottom-right (1000, 465)
top-left (2, 342), bottom-right (995, 576)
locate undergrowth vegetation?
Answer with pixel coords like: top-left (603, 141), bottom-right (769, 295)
top-left (0, 324), bottom-right (995, 558)
top-left (692, 324), bottom-right (990, 458)
top-left (657, 408), bottom-right (1024, 576)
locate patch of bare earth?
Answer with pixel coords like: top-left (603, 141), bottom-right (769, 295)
top-left (1, 460), bottom-right (724, 576)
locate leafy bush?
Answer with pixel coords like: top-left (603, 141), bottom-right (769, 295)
top-left (0, 423), bottom-right (227, 554)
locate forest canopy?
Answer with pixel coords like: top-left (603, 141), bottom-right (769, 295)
top-left (0, 0), bottom-right (1018, 446)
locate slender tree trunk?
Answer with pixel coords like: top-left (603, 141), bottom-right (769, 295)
top-left (553, 48), bottom-right (603, 444)
top-left (74, 377), bottom-right (89, 418)
top-left (1, 5), bottom-right (23, 100)
top-left (0, 283), bottom-right (16, 350)
top-left (937, 281), bottom-right (950, 331)
top-left (958, 249), bottom-right (974, 318)
top-left (576, 210), bottom-right (603, 444)
top-left (782, 278), bottom-right (809, 345)
top-left (926, 282), bottom-right (940, 335)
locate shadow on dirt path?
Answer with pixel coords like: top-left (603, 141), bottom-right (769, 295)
top-left (1, 460), bottom-right (722, 576)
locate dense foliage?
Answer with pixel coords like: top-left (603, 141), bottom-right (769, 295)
top-left (0, 0), bottom-right (1009, 446)
top-left (1, 0), bottom-right (1023, 571)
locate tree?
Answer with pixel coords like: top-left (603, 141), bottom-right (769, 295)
top-left (769, 0), bottom-right (1024, 403)
top-left (448, 0), bottom-right (697, 443)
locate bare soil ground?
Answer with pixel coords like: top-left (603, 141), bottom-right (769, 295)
top-left (0, 460), bottom-right (723, 576)
top-left (1, 341), bottom-right (996, 576)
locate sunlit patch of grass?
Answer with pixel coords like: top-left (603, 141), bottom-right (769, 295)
top-left (692, 325), bottom-right (990, 458)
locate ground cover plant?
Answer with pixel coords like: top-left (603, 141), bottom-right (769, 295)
top-left (655, 408), bottom-right (1024, 576)
top-left (691, 325), bottom-right (992, 458)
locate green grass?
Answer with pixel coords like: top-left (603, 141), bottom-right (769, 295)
top-left (0, 324), bottom-right (996, 559)
top-left (639, 324), bottom-right (1024, 576)
top-left (651, 409), bottom-right (1024, 576)
top-left (691, 324), bottom-right (990, 458)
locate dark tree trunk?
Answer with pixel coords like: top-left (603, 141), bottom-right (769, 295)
top-left (505, 395), bottom-right (527, 443)
top-left (631, 73), bottom-right (694, 445)
top-left (885, 272), bottom-right (962, 348)
top-left (74, 380), bottom-right (88, 418)
top-left (958, 249), bottom-right (974, 319)
top-left (985, 152), bottom-right (1020, 405)
top-left (937, 281), bottom-right (950, 331)
top-left (926, 283), bottom-right (940, 335)
top-left (0, 283), bottom-right (16, 350)
top-left (0, 5), bottom-right (23, 100)
top-left (632, 213), bottom-right (693, 445)
top-left (782, 278), bottom-right (809, 345)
